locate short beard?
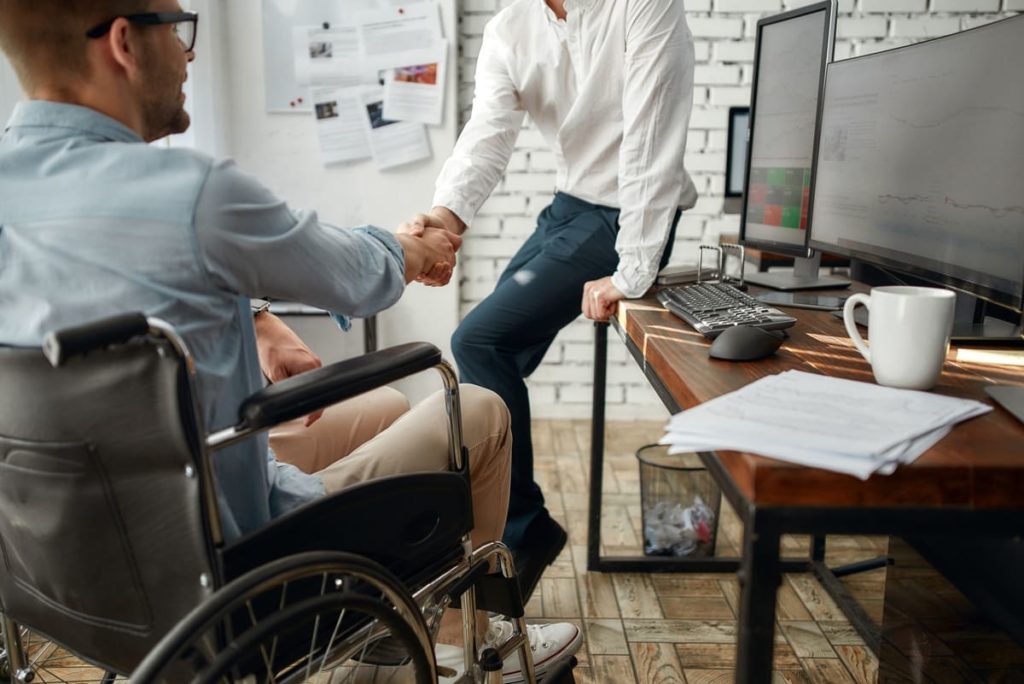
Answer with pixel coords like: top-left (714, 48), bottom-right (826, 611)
top-left (138, 45), bottom-right (191, 142)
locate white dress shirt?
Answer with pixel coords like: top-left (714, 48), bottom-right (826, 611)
top-left (433, 0), bottom-right (698, 297)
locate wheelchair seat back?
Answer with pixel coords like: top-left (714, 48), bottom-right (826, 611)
top-left (0, 339), bottom-right (217, 674)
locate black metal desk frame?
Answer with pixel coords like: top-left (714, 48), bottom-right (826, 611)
top-left (585, 320), bottom-right (1019, 684)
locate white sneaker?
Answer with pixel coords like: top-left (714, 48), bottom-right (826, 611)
top-left (435, 643), bottom-right (466, 682)
top-left (485, 619), bottom-right (582, 684)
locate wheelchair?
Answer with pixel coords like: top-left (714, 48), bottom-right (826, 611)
top-left (0, 313), bottom-right (576, 683)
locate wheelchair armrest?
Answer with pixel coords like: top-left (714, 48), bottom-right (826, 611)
top-left (237, 342), bottom-right (443, 431)
top-left (42, 312), bottom-right (150, 367)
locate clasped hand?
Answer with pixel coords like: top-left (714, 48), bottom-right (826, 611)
top-left (397, 211), bottom-right (463, 286)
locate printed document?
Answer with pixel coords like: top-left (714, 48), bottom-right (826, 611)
top-left (293, 25), bottom-right (366, 87)
top-left (359, 87), bottom-right (431, 170)
top-left (311, 86), bottom-right (372, 165)
top-left (383, 40), bottom-right (447, 126)
top-left (661, 370), bottom-right (991, 479)
top-left (357, 2), bottom-right (444, 71)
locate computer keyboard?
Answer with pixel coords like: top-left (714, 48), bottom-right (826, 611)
top-left (656, 282), bottom-right (798, 338)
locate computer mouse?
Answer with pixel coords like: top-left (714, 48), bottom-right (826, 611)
top-left (708, 325), bottom-right (786, 361)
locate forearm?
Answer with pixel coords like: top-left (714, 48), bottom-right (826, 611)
top-left (195, 160), bottom-right (406, 318)
top-left (615, 0), bottom-right (696, 298)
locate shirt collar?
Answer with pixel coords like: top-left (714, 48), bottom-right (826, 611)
top-left (541, 0), bottom-right (596, 22)
top-left (5, 100), bottom-right (144, 144)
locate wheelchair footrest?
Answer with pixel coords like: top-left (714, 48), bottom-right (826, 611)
top-left (451, 572), bottom-right (524, 619)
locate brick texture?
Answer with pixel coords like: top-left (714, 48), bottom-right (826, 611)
top-left (452, 0), bottom-right (1017, 420)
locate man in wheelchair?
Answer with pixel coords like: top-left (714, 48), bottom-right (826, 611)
top-left (0, 0), bottom-right (581, 680)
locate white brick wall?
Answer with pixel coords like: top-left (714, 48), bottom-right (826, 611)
top-left (452, 0), bottom-right (1018, 420)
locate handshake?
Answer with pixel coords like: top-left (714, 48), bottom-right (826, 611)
top-left (394, 207), bottom-right (467, 287)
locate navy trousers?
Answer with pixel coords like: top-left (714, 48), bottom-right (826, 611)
top-left (452, 192), bottom-right (679, 549)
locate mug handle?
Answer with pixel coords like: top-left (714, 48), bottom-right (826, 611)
top-left (843, 293), bottom-right (872, 363)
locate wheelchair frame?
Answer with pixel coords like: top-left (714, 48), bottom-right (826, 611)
top-left (0, 313), bottom-right (543, 684)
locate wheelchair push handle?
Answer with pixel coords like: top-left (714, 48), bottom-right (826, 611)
top-left (42, 312), bottom-right (150, 367)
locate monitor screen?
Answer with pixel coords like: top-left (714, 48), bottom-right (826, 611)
top-left (725, 107), bottom-right (749, 198)
top-left (810, 14), bottom-right (1024, 313)
top-left (740, 2), bottom-right (834, 256)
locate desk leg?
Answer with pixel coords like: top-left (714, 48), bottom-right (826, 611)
top-left (736, 511), bottom-right (782, 684)
top-left (587, 322), bottom-right (609, 571)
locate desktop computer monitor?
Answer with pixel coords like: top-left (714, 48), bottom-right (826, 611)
top-left (810, 13), bottom-right (1024, 340)
top-left (738, 0), bottom-right (849, 291)
top-left (724, 106), bottom-right (749, 214)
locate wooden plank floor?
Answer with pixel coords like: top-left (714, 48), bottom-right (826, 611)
top-left (16, 420), bottom-right (1024, 683)
top-left (530, 419), bottom-right (1024, 684)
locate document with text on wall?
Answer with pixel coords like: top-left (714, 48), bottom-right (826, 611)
top-left (660, 370), bottom-right (991, 479)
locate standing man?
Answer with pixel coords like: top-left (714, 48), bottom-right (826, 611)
top-left (418, 0), bottom-right (698, 597)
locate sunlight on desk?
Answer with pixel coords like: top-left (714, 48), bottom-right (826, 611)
top-left (639, 325), bottom-right (707, 361)
top-left (955, 348), bottom-right (1024, 368)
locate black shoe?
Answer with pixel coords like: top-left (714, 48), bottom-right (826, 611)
top-left (511, 515), bottom-right (568, 602)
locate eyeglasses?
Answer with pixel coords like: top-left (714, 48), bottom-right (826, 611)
top-left (85, 11), bottom-right (199, 52)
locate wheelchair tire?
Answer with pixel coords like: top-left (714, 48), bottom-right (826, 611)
top-left (132, 551), bottom-right (436, 684)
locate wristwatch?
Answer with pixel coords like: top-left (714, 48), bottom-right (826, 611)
top-left (250, 298), bottom-right (271, 317)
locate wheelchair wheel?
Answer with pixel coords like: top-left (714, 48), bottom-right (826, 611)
top-left (132, 551), bottom-right (436, 684)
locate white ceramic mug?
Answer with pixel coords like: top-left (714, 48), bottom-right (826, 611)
top-left (843, 286), bottom-right (956, 390)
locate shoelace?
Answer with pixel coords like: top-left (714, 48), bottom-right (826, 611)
top-left (525, 624), bottom-right (551, 651)
top-left (486, 622), bottom-right (551, 652)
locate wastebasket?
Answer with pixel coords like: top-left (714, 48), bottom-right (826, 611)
top-left (637, 444), bottom-right (720, 558)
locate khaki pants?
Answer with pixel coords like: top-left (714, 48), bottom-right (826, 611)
top-left (269, 385), bottom-right (511, 548)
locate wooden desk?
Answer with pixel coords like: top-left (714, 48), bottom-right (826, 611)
top-left (587, 293), bottom-right (1024, 684)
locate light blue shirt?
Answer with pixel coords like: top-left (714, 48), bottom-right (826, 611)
top-left (0, 101), bottom-right (407, 541)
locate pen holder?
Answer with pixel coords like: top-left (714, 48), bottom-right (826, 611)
top-left (637, 444), bottom-right (720, 558)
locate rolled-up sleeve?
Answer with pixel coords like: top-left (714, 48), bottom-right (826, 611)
top-left (433, 19), bottom-right (526, 227)
top-left (194, 159), bottom-right (406, 317)
top-left (612, 0), bottom-right (697, 299)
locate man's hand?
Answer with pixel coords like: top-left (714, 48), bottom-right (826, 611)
top-left (254, 311), bottom-right (324, 426)
top-left (413, 207), bottom-right (467, 236)
top-left (399, 207), bottom-right (467, 286)
top-left (395, 227), bottom-right (461, 286)
top-left (582, 276), bottom-right (625, 322)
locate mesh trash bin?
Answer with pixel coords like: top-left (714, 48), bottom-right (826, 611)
top-left (638, 444), bottom-right (721, 557)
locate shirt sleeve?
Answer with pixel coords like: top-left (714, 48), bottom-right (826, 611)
top-left (432, 18), bottom-right (526, 227)
top-left (611, 0), bottom-right (698, 299)
top-left (267, 448), bottom-right (326, 518)
top-left (193, 159), bottom-right (406, 318)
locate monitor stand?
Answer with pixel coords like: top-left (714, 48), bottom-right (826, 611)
top-left (743, 252), bottom-right (851, 291)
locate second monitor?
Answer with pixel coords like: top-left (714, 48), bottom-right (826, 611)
top-left (739, 0), bottom-right (850, 291)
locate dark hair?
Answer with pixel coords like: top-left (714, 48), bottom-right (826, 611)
top-left (0, 0), bottom-right (152, 90)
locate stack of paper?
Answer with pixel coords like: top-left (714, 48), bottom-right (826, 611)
top-left (661, 370), bottom-right (991, 479)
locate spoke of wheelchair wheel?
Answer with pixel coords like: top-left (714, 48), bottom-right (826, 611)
top-left (302, 573), bottom-right (331, 681)
top-left (266, 580), bottom-right (291, 682)
top-left (245, 598), bottom-right (276, 684)
top-left (317, 606), bottom-right (347, 677)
